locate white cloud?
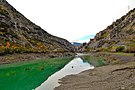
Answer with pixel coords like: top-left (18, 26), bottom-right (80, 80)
top-left (6, 0), bottom-right (135, 42)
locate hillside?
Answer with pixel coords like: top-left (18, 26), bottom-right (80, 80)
top-left (0, 0), bottom-right (75, 55)
top-left (81, 8), bottom-right (135, 52)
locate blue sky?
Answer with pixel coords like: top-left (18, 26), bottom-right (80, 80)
top-left (72, 34), bottom-right (95, 43)
top-left (80, 35), bottom-right (95, 40)
top-left (7, 0), bottom-right (135, 43)
top-left (76, 35), bottom-right (95, 43)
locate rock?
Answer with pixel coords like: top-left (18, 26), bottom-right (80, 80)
top-left (80, 8), bottom-right (135, 52)
top-left (0, 1), bottom-right (75, 54)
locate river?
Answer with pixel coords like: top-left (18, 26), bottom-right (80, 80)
top-left (0, 55), bottom-right (105, 90)
top-left (36, 56), bottom-right (94, 90)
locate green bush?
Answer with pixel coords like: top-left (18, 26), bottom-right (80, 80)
top-left (116, 46), bottom-right (125, 52)
top-left (126, 29), bottom-right (135, 35)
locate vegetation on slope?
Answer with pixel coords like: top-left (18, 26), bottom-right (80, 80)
top-left (80, 8), bottom-right (135, 53)
top-left (0, 0), bottom-right (75, 55)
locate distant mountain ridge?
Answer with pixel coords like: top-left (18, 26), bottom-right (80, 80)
top-left (80, 8), bottom-right (135, 52)
top-left (72, 42), bottom-right (82, 46)
top-left (0, 0), bottom-right (75, 54)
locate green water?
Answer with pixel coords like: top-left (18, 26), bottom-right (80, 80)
top-left (81, 55), bottom-right (106, 67)
top-left (0, 57), bottom-right (73, 90)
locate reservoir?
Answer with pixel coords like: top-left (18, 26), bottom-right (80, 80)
top-left (36, 57), bottom-right (94, 90)
top-left (0, 54), bottom-right (105, 90)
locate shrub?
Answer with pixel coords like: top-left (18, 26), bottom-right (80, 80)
top-left (0, 6), bottom-right (9, 16)
top-left (0, 45), bottom-right (6, 54)
top-left (85, 47), bottom-right (92, 52)
top-left (126, 44), bottom-right (135, 53)
top-left (96, 48), bottom-right (105, 52)
top-left (126, 28), bottom-right (135, 35)
top-left (116, 46), bottom-right (125, 52)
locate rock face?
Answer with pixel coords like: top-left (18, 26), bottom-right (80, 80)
top-left (0, 0), bottom-right (75, 54)
top-left (82, 8), bottom-right (135, 52)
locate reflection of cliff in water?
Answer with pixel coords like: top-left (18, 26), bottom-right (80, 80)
top-left (36, 57), bottom-right (94, 90)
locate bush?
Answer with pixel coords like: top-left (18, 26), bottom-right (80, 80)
top-left (116, 46), bottom-right (125, 52)
top-left (126, 44), bottom-right (135, 53)
top-left (0, 45), bottom-right (6, 55)
top-left (85, 47), bottom-right (92, 52)
top-left (96, 48), bottom-right (105, 52)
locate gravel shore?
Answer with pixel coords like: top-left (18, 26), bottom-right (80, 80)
top-left (55, 53), bottom-right (135, 90)
top-left (0, 52), bottom-right (75, 65)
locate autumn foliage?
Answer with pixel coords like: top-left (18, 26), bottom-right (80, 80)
top-left (6, 42), bottom-right (10, 49)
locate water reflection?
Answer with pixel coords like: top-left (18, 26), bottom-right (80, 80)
top-left (36, 57), bottom-right (94, 90)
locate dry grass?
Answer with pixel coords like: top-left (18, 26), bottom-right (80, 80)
top-left (112, 52), bottom-right (134, 56)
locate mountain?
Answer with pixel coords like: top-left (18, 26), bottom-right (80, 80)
top-left (0, 0), bottom-right (75, 54)
top-left (81, 8), bottom-right (135, 52)
top-left (72, 42), bottom-right (82, 46)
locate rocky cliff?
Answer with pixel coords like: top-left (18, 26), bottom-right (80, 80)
top-left (81, 8), bottom-right (135, 52)
top-left (0, 0), bottom-right (75, 54)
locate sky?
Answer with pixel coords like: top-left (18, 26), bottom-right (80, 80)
top-left (6, 0), bottom-right (135, 43)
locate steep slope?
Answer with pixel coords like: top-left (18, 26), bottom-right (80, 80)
top-left (0, 0), bottom-right (75, 54)
top-left (82, 8), bottom-right (135, 52)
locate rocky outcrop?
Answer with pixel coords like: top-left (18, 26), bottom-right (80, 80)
top-left (0, 0), bottom-right (75, 54)
top-left (82, 8), bottom-right (135, 52)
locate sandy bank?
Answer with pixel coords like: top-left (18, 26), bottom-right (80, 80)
top-left (55, 53), bottom-right (135, 90)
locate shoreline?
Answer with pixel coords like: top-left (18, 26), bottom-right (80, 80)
top-left (55, 52), bottom-right (135, 90)
top-left (0, 52), bottom-right (135, 90)
top-left (0, 52), bottom-right (75, 65)
top-left (91, 52), bottom-right (135, 64)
